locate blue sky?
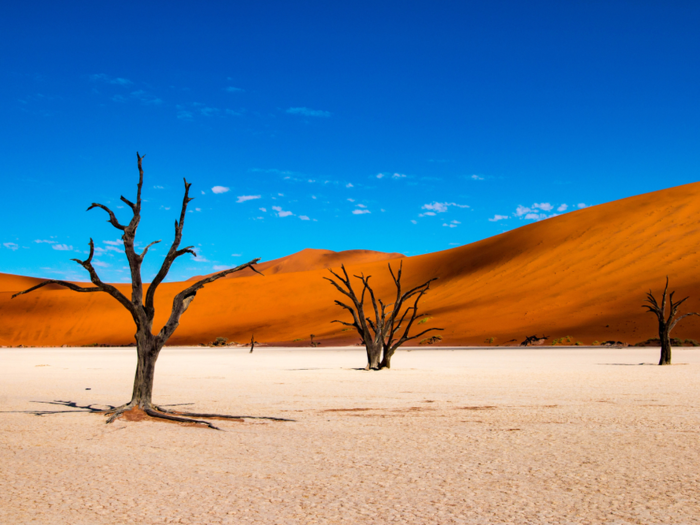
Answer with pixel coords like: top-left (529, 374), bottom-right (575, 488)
top-left (1, 1), bottom-right (699, 283)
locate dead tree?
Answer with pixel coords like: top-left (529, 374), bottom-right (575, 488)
top-left (642, 277), bottom-right (699, 365)
top-left (12, 153), bottom-right (263, 428)
top-left (249, 333), bottom-right (257, 353)
top-left (325, 261), bottom-right (443, 369)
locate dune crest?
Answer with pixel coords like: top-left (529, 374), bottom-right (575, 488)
top-left (3, 182), bottom-right (700, 347)
top-left (187, 248), bottom-right (405, 281)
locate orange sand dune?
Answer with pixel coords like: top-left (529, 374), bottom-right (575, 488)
top-left (187, 248), bottom-right (404, 281)
top-left (3, 182), bottom-right (700, 347)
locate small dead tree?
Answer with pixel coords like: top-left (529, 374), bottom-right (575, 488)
top-left (12, 153), bottom-right (263, 428)
top-left (642, 277), bottom-right (699, 365)
top-left (325, 261), bottom-right (443, 369)
top-left (249, 333), bottom-right (257, 353)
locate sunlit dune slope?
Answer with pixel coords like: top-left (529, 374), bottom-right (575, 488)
top-left (3, 182), bottom-right (700, 347)
top-left (187, 248), bottom-right (404, 281)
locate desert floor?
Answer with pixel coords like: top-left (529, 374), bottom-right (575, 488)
top-left (1, 346), bottom-right (699, 524)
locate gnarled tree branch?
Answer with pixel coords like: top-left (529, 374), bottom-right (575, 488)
top-left (11, 152), bottom-right (270, 428)
top-left (326, 261), bottom-right (441, 369)
top-left (643, 276), bottom-right (699, 365)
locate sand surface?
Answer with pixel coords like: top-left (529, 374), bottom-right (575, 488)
top-left (1, 346), bottom-right (699, 524)
top-left (4, 182), bottom-right (700, 347)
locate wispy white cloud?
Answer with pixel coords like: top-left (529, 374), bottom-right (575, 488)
top-left (411, 220), bottom-right (418, 224)
top-left (236, 195), bottom-right (261, 203)
top-left (515, 202), bottom-right (567, 221)
top-left (346, 183), bottom-right (354, 188)
top-left (212, 186), bottom-right (230, 194)
top-left (250, 168), bottom-right (297, 176)
top-left (94, 240), bottom-right (123, 255)
top-left (347, 198), bottom-right (355, 202)
top-left (352, 209), bottom-right (370, 215)
top-left (130, 90), bottom-right (163, 105)
top-left (212, 265), bottom-right (230, 271)
top-left (3, 242), bottom-right (19, 251)
top-left (153, 185), bottom-right (164, 189)
top-left (286, 107), bottom-right (331, 117)
top-left (470, 174), bottom-right (484, 180)
top-left (524, 213), bottom-right (547, 220)
top-left (377, 172), bottom-right (408, 180)
top-left (488, 214), bottom-right (509, 222)
top-left (259, 207), bottom-right (267, 212)
top-left (92, 260), bottom-right (110, 268)
top-left (224, 86), bottom-right (244, 93)
top-left (423, 202), bottom-right (448, 213)
top-left (90, 73), bottom-right (133, 86)
top-left (356, 204), bottom-right (367, 208)
top-left (515, 205), bottom-right (532, 217)
top-left (52, 244), bottom-right (73, 251)
top-left (34, 239), bottom-right (56, 244)
top-left (177, 109), bottom-right (194, 120)
top-left (272, 205), bottom-right (293, 218)
top-left (299, 215), bottom-right (310, 221)
top-left (578, 203), bottom-right (588, 208)
top-left (421, 202), bottom-right (469, 214)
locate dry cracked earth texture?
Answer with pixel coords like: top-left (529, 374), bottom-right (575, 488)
top-left (1, 347), bottom-right (699, 524)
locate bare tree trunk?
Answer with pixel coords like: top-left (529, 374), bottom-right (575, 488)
top-left (380, 350), bottom-right (393, 369)
top-left (130, 333), bottom-right (162, 407)
top-left (643, 277), bottom-right (698, 367)
top-left (367, 342), bottom-right (382, 369)
top-left (659, 327), bottom-right (672, 366)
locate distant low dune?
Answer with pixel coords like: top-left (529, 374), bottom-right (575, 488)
top-left (3, 182), bottom-right (700, 347)
top-left (187, 248), bottom-right (405, 281)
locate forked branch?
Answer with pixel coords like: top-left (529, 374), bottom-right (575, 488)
top-left (326, 260), bottom-right (442, 369)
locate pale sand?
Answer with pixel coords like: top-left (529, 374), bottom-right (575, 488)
top-left (1, 347), bottom-right (699, 524)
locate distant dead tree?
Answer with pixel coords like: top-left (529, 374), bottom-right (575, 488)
top-left (642, 277), bottom-right (699, 365)
top-left (325, 262), bottom-right (443, 369)
top-left (520, 335), bottom-right (549, 346)
top-left (249, 333), bottom-right (257, 353)
top-left (12, 153), bottom-right (263, 428)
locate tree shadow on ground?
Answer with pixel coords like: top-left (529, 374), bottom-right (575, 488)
top-left (597, 363), bottom-right (656, 366)
top-left (597, 363), bottom-right (688, 366)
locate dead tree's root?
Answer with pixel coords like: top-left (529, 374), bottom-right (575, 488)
top-left (103, 403), bottom-right (136, 424)
top-left (143, 408), bottom-right (224, 430)
top-left (151, 404), bottom-right (293, 422)
top-left (104, 403), bottom-right (294, 429)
